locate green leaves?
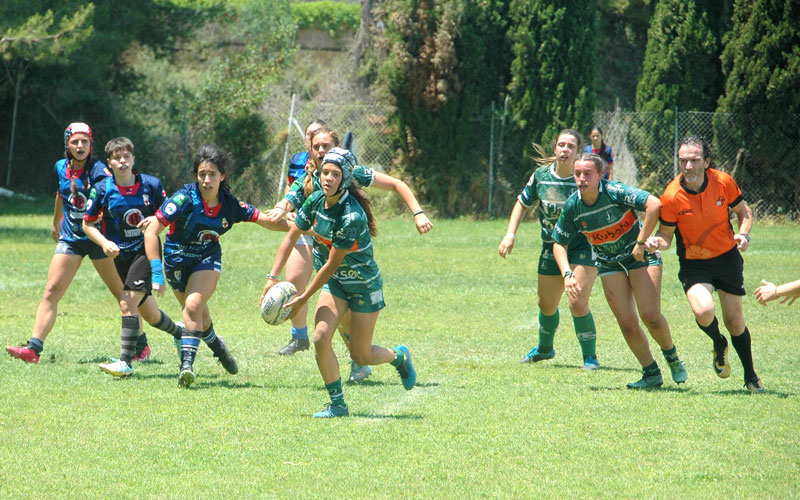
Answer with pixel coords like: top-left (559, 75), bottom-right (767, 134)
top-left (0, 4), bottom-right (94, 63)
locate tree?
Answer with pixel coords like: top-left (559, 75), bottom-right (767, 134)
top-left (632, 0), bottom-right (721, 191)
top-left (636, 0), bottom-right (721, 113)
top-left (715, 0), bottom-right (800, 215)
top-left (506, 0), bottom-right (597, 162)
top-left (377, 0), bottom-right (511, 215)
top-left (1, 4), bottom-right (94, 186)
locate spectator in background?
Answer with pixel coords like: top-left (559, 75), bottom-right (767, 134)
top-left (584, 126), bottom-right (614, 180)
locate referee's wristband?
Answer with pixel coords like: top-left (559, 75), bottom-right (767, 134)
top-left (739, 233), bottom-right (750, 242)
top-left (505, 233), bottom-right (515, 240)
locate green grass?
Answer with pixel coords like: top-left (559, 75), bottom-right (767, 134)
top-left (1, 203), bottom-right (799, 499)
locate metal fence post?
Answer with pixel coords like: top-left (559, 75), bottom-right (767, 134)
top-left (488, 101), bottom-right (495, 217)
top-left (673, 105), bottom-right (679, 178)
top-left (278, 93), bottom-right (297, 198)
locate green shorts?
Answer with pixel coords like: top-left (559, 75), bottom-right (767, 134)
top-left (598, 251), bottom-right (662, 277)
top-left (538, 241), bottom-right (597, 276)
top-left (322, 279), bottom-right (386, 313)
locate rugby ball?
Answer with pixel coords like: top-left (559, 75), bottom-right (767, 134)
top-left (261, 281), bottom-right (298, 325)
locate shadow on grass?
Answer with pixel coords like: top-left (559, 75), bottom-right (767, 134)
top-left (707, 388), bottom-right (791, 398)
top-left (344, 380), bottom-right (439, 389)
top-left (0, 226), bottom-right (51, 242)
top-left (550, 362), bottom-right (640, 373)
top-left (77, 357), bottom-right (168, 365)
top-left (588, 385), bottom-right (691, 393)
top-left (348, 412), bottom-right (424, 420)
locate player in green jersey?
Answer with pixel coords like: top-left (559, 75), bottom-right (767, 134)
top-left (262, 148), bottom-right (416, 418)
top-left (499, 130), bottom-right (600, 370)
top-left (552, 153), bottom-right (688, 389)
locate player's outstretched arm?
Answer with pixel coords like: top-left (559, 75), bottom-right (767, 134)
top-left (284, 246), bottom-right (347, 318)
top-left (254, 211), bottom-right (289, 232)
top-left (754, 279), bottom-right (800, 306)
top-left (370, 172), bottom-right (432, 234)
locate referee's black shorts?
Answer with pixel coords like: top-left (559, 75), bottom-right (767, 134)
top-left (678, 246), bottom-right (745, 296)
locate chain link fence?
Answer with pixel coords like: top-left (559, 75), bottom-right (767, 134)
top-left (592, 109), bottom-right (800, 218)
top-left (251, 94), bottom-right (395, 206)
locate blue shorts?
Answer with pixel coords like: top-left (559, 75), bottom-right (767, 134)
top-left (322, 278), bottom-right (386, 313)
top-left (165, 251), bottom-right (222, 293)
top-left (54, 239), bottom-right (107, 260)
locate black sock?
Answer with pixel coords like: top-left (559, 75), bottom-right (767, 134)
top-left (697, 317), bottom-right (727, 349)
top-left (202, 322), bottom-right (223, 355)
top-left (731, 327), bottom-right (757, 381)
top-left (644, 360), bottom-right (660, 376)
top-left (155, 310), bottom-right (182, 339)
top-left (121, 315), bottom-right (139, 364)
top-left (181, 330), bottom-right (202, 366)
top-left (136, 332), bottom-right (149, 351)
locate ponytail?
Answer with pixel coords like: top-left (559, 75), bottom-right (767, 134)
top-left (349, 187), bottom-right (378, 237)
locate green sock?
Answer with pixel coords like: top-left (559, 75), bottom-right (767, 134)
top-left (572, 313), bottom-right (597, 358)
top-left (325, 378), bottom-right (346, 408)
top-left (644, 361), bottom-right (660, 376)
top-left (538, 310), bottom-right (559, 351)
top-left (390, 348), bottom-right (404, 367)
top-left (661, 345), bottom-right (678, 363)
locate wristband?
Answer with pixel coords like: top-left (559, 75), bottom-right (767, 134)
top-left (739, 233), bottom-right (750, 242)
top-left (636, 240), bottom-right (646, 246)
top-left (149, 259), bottom-right (165, 286)
top-left (266, 273), bottom-right (279, 281)
top-left (563, 270), bottom-right (574, 279)
top-left (412, 209), bottom-right (424, 216)
top-left (505, 233), bottom-right (515, 240)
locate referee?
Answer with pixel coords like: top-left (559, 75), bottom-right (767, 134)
top-left (647, 136), bottom-right (764, 393)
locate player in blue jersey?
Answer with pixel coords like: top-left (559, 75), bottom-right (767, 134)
top-left (145, 144), bottom-right (288, 387)
top-left (584, 127), bottom-right (614, 180)
top-left (262, 148), bottom-right (417, 418)
top-left (287, 119), bottom-right (326, 187)
top-left (82, 137), bottom-right (185, 376)
top-left (6, 123), bottom-right (126, 364)
top-left (265, 127), bottom-right (432, 383)
top-left (499, 130), bottom-right (600, 370)
top-left (552, 153), bottom-right (687, 389)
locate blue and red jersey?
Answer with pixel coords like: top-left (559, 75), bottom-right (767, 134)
top-left (55, 158), bottom-right (111, 242)
top-left (288, 151), bottom-right (310, 185)
top-left (155, 183), bottom-right (259, 265)
top-left (83, 172), bottom-right (167, 258)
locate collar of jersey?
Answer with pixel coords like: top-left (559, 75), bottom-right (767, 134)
top-left (679, 170), bottom-right (709, 194)
top-left (202, 196), bottom-right (222, 217)
top-left (549, 163), bottom-right (574, 180)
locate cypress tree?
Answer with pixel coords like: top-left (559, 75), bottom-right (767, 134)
top-left (506, 0), bottom-right (597, 161)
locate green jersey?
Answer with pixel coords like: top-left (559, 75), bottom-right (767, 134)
top-left (286, 166), bottom-right (375, 210)
top-left (518, 164), bottom-right (583, 244)
top-left (553, 180), bottom-right (650, 264)
top-left (295, 190), bottom-right (382, 293)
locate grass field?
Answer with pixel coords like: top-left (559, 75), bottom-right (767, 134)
top-left (1, 199), bottom-right (798, 499)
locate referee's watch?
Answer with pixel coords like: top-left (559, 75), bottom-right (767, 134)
top-left (740, 233), bottom-right (750, 242)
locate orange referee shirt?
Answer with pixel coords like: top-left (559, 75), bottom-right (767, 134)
top-left (659, 168), bottom-right (744, 261)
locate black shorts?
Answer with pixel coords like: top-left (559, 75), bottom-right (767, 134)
top-left (115, 251), bottom-right (152, 296)
top-left (678, 246), bottom-right (745, 296)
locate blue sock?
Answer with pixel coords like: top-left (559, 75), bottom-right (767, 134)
top-left (28, 338), bottom-right (44, 354)
top-left (291, 326), bottom-right (308, 341)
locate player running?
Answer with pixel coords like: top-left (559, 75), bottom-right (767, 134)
top-left (145, 144), bottom-right (287, 387)
top-left (649, 136), bottom-right (763, 393)
top-left (261, 148), bottom-right (417, 418)
top-left (6, 123), bottom-right (129, 363)
top-left (265, 127), bottom-right (432, 384)
top-left (552, 153), bottom-right (688, 389)
top-left (82, 137), bottom-right (184, 376)
top-left (499, 129), bottom-right (600, 370)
